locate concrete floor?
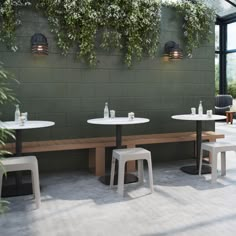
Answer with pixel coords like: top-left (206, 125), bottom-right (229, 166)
top-left (1, 122), bottom-right (236, 236)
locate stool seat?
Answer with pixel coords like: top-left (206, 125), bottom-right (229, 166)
top-left (110, 148), bottom-right (154, 196)
top-left (113, 148), bottom-right (151, 161)
top-left (201, 141), bottom-right (236, 152)
top-left (0, 156), bottom-right (41, 209)
top-left (199, 141), bottom-right (236, 183)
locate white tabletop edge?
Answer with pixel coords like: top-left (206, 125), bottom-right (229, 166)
top-left (87, 117), bottom-right (150, 125)
top-left (0, 120), bottom-right (55, 130)
top-left (171, 114), bottom-right (226, 121)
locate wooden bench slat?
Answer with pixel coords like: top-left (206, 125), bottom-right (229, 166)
top-left (2, 131), bottom-right (224, 176)
top-left (3, 131), bottom-right (224, 153)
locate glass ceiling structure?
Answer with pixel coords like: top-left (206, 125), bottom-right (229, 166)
top-left (203, 0), bottom-right (236, 18)
top-left (165, 1), bottom-right (236, 18)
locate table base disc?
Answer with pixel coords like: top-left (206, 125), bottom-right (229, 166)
top-left (2, 183), bottom-right (33, 198)
top-left (180, 165), bottom-right (211, 175)
top-left (99, 173), bottom-right (138, 185)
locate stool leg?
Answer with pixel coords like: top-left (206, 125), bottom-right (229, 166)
top-left (199, 148), bottom-right (204, 176)
top-left (137, 160), bottom-right (144, 184)
top-left (221, 151), bottom-right (226, 176)
top-left (211, 151), bottom-right (218, 184)
top-left (110, 156), bottom-right (116, 188)
top-left (31, 166), bottom-right (41, 209)
top-left (147, 158), bottom-right (154, 193)
top-left (117, 160), bottom-right (125, 196)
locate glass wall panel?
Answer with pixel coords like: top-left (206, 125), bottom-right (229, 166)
top-left (215, 54), bottom-right (219, 94)
top-left (227, 53), bottom-right (236, 97)
top-left (215, 25), bottom-right (220, 51)
top-left (227, 22), bottom-right (236, 50)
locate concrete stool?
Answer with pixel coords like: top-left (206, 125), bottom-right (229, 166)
top-left (0, 156), bottom-right (41, 208)
top-left (110, 148), bottom-right (154, 196)
top-left (199, 141), bottom-right (236, 183)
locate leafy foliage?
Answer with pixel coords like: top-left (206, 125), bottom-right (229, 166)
top-left (0, 62), bottom-right (17, 213)
top-left (0, 0), bottom-right (31, 51)
top-left (228, 82), bottom-right (236, 98)
top-left (37, 0), bottom-right (161, 67)
top-left (164, 0), bottom-right (215, 57)
top-left (0, 63), bottom-right (18, 105)
top-left (0, 0), bottom-right (215, 66)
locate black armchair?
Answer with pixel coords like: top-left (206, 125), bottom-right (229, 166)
top-left (215, 95), bottom-right (233, 115)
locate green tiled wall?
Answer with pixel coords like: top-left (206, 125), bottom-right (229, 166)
top-left (0, 8), bottom-right (215, 172)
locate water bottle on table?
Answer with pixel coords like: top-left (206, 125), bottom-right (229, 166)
top-left (14, 104), bottom-right (20, 123)
top-left (104, 102), bottom-right (109, 118)
top-left (198, 101), bottom-right (203, 116)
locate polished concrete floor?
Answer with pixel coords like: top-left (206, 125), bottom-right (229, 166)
top-left (1, 122), bottom-right (236, 236)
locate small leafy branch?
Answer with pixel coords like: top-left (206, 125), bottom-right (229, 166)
top-left (0, 61), bottom-right (18, 214)
top-left (0, 61), bottom-right (17, 159)
top-left (0, 0), bottom-right (31, 51)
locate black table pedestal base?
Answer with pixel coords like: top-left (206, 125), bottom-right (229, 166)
top-left (2, 183), bottom-right (33, 198)
top-left (99, 173), bottom-right (138, 185)
top-left (180, 164), bottom-right (211, 175)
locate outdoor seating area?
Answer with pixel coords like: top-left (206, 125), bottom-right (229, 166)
top-left (1, 121), bottom-right (236, 235)
top-left (1, 0), bottom-right (236, 235)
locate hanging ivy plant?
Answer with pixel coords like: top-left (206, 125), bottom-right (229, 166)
top-left (121, 0), bottom-right (161, 67)
top-left (164, 0), bottom-right (215, 57)
top-left (0, 0), bottom-right (31, 52)
top-left (0, 0), bottom-right (215, 66)
top-left (37, 0), bottom-right (161, 67)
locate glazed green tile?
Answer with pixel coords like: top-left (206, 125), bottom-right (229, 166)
top-left (0, 5), bottom-right (216, 170)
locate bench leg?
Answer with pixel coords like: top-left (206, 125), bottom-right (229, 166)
top-left (126, 144), bottom-right (136, 172)
top-left (88, 148), bottom-right (96, 173)
top-left (89, 148), bottom-right (105, 176)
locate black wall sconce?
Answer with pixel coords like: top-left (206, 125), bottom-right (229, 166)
top-left (31, 33), bottom-right (48, 55)
top-left (164, 41), bottom-right (183, 60)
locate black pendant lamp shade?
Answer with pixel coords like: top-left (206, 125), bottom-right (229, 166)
top-left (31, 33), bottom-right (48, 55)
top-left (164, 41), bottom-right (183, 60)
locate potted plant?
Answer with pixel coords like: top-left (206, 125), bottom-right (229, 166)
top-left (0, 61), bottom-right (18, 213)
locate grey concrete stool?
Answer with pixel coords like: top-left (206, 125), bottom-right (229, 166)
top-left (199, 141), bottom-right (236, 183)
top-left (0, 156), bottom-right (41, 208)
top-left (110, 148), bottom-right (154, 196)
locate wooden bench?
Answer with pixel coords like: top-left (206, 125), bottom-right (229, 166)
top-left (3, 131), bottom-right (224, 176)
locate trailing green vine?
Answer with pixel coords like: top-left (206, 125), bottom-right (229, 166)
top-left (37, 0), bottom-right (161, 67)
top-left (0, 0), bottom-right (215, 66)
top-left (0, 0), bottom-right (31, 51)
top-left (164, 0), bottom-right (215, 57)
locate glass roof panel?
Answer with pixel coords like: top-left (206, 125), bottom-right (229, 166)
top-left (203, 0), bottom-right (236, 17)
top-left (163, 1), bottom-right (236, 18)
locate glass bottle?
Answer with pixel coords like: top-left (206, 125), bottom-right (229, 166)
top-left (198, 101), bottom-right (203, 115)
top-left (14, 104), bottom-right (20, 123)
top-left (104, 102), bottom-right (109, 118)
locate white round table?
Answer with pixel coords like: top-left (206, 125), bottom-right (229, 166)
top-left (0, 120), bottom-right (55, 156)
top-left (0, 120), bottom-right (55, 197)
top-left (87, 117), bottom-right (149, 148)
top-left (87, 117), bottom-right (150, 185)
top-left (172, 114), bottom-right (226, 175)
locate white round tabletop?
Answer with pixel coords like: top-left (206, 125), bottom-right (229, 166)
top-left (171, 114), bottom-right (226, 121)
top-left (0, 120), bottom-right (55, 130)
top-left (87, 117), bottom-right (150, 125)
